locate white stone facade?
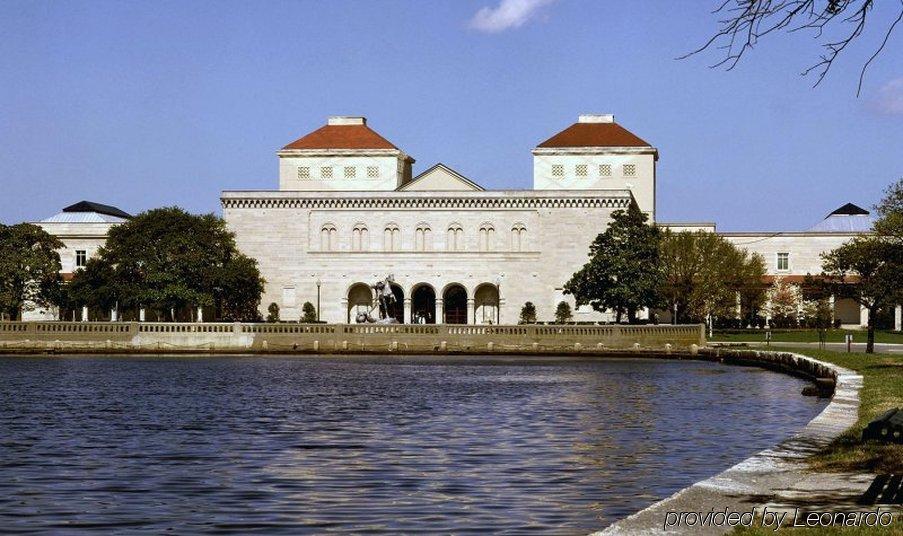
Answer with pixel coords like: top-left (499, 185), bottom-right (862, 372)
top-left (222, 189), bottom-right (632, 323)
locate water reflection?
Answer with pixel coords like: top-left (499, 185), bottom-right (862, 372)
top-left (0, 355), bottom-right (826, 533)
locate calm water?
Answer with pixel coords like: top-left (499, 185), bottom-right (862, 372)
top-left (0, 355), bottom-right (826, 534)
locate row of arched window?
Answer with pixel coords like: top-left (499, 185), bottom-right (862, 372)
top-left (320, 223), bottom-right (528, 252)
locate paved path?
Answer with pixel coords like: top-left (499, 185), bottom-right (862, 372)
top-left (715, 341), bottom-right (903, 354)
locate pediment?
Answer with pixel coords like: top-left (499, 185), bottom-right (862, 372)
top-left (398, 163), bottom-right (484, 191)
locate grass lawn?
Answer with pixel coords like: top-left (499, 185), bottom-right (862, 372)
top-left (710, 329), bottom-right (903, 345)
top-left (795, 347), bottom-right (903, 475)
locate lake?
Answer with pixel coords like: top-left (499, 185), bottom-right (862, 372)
top-left (0, 355), bottom-right (827, 534)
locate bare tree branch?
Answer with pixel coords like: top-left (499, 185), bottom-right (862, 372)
top-left (684, 0), bottom-right (903, 94)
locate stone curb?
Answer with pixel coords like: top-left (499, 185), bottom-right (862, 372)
top-left (596, 349), bottom-right (863, 535)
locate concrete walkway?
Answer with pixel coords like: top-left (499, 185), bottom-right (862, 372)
top-left (717, 341), bottom-right (903, 354)
top-left (596, 350), bottom-right (902, 535)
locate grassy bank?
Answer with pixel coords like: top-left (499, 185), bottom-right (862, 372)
top-left (711, 329), bottom-right (903, 345)
top-left (795, 347), bottom-right (903, 474)
top-left (731, 347), bottom-right (902, 535)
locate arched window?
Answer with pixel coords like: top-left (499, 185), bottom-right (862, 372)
top-left (384, 224), bottom-right (401, 251)
top-left (351, 224), bottom-right (369, 252)
top-left (479, 223), bottom-right (495, 252)
top-left (446, 224), bottom-right (464, 251)
top-left (415, 224), bottom-right (432, 252)
top-left (511, 224), bottom-right (526, 252)
top-left (320, 224), bottom-right (337, 251)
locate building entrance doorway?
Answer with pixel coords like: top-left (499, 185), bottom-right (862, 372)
top-left (411, 285), bottom-right (436, 324)
top-left (443, 284), bottom-right (467, 324)
top-left (474, 283), bottom-right (499, 324)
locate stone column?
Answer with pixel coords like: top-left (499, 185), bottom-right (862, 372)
top-left (139, 308), bottom-right (146, 322)
top-left (197, 306), bottom-right (203, 323)
top-left (467, 298), bottom-right (475, 325)
top-left (341, 298), bottom-right (348, 323)
top-left (403, 298), bottom-right (411, 324)
top-left (436, 299), bottom-right (444, 325)
top-left (81, 306), bottom-right (89, 322)
top-left (895, 304), bottom-right (902, 332)
top-left (110, 308), bottom-right (118, 322)
top-left (859, 304), bottom-right (869, 328)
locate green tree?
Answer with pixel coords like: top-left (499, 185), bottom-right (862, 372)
top-left (564, 203), bottom-right (662, 323)
top-left (821, 238), bottom-right (901, 353)
top-left (216, 255), bottom-right (265, 321)
top-left (519, 301), bottom-right (537, 324)
top-left (659, 230), bottom-right (766, 325)
top-left (819, 180), bottom-right (903, 353)
top-left (554, 301), bottom-right (572, 324)
top-left (72, 207), bottom-right (264, 321)
top-left (68, 257), bottom-right (120, 319)
top-left (301, 301), bottom-right (317, 323)
top-left (266, 302), bottom-right (280, 323)
top-left (874, 178), bottom-right (903, 240)
top-left (0, 223), bottom-right (64, 320)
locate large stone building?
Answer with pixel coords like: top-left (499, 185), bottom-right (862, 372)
top-left (221, 115), bottom-right (659, 325)
top-left (25, 114), bottom-right (901, 329)
top-left (220, 115), bottom-right (899, 329)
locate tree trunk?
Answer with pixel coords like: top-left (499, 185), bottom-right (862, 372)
top-left (866, 306), bottom-right (876, 354)
top-left (627, 308), bottom-right (637, 324)
top-left (615, 309), bottom-right (622, 324)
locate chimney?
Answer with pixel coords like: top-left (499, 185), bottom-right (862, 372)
top-left (578, 114), bottom-right (614, 124)
top-left (327, 116), bottom-right (366, 126)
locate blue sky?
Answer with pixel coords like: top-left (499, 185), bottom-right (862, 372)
top-left (1, 0), bottom-right (900, 231)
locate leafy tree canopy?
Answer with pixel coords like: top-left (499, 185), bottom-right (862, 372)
top-left (0, 223), bottom-right (63, 320)
top-left (819, 179), bottom-right (903, 352)
top-left (70, 207), bottom-right (264, 321)
top-left (659, 230), bottom-right (766, 324)
top-left (564, 203), bottom-right (662, 323)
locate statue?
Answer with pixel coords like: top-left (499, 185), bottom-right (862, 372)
top-left (355, 275), bottom-right (400, 324)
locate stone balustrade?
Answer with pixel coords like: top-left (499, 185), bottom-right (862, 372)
top-left (0, 321), bottom-right (704, 354)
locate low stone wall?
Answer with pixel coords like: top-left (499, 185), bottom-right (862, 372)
top-left (0, 321), bottom-right (705, 354)
top-left (598, 348), bottom-right (864, 535)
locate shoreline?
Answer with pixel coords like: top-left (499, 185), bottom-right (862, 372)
top-left (598, 348), bottom-right (868, 535)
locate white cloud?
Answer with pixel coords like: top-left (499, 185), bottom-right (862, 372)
top-left (469, 0), bottom-right (556, 33)
top-left (870, 77), bottom-right (903, 115)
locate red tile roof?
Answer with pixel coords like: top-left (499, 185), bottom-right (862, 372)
top-left (537, 122), bottom-right (651, 148)
top-left (761, 275), bottom-right (861, 285)
top-left (282, 124), bottom-right (400, 150)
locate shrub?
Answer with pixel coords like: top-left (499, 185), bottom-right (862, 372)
top-left (266, 302), bottom-right (280, 323)
top-left (554, 301), bottom-right (573, 323)
top-left (519, 302), bottom-right (537, 324)
top-left (301, 301), bottom-right (317, 323)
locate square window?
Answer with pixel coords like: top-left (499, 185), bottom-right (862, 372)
top-left (777, 252), bottom-right (790, 271)
top-left (367, 166), bottom-right (379, 178)
top-left (321, 166), bottom-right (333, 179)
top-left (599, 164), bottom-right (612, 177)
top-left (551, 164), bottom-right (564, 177)
top-left (344, 166), bottom-right (356, 179)
top-left (575, 164), bottom-right (588, 177)
top-left (623, 164), bottom-right (636, 177)
top-left (75, 250), bottom-right (87, 268)
top-left (297, 166), bottom-right (310, 179)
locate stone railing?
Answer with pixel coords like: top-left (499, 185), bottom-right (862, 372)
top-left (0, 321), bottom-right (704, 354)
